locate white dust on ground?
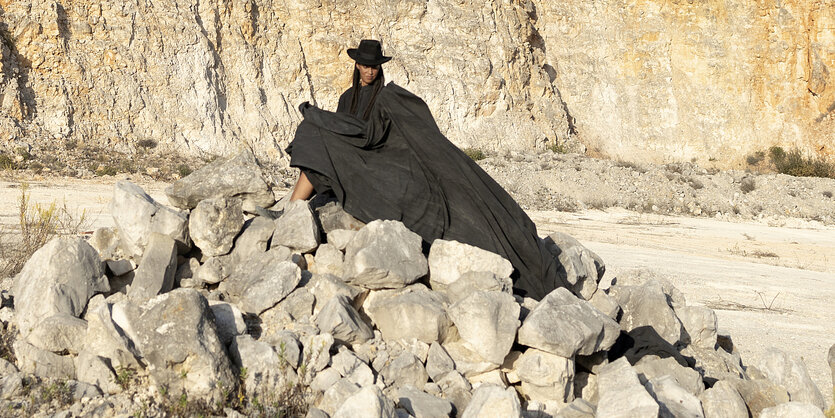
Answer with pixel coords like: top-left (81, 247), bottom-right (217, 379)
top-left (2, 175), bottom-right (833, 404)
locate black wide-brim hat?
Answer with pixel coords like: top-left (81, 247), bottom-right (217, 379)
top-left (347, 39), bottom-right (392, 66)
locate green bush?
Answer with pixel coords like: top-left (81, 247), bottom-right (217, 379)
top-left (462, 147), bottom-right (486, 161)
top-left (769, 146), bottom-right (834, 178)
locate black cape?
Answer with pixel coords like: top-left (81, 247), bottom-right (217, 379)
top-left (286, 83), bottom-right (561, 299)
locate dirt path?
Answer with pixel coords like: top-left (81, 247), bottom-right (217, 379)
top-left (2, 176), bottom-right (833, 403)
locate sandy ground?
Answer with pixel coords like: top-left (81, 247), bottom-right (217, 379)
top-left (2, 175), bottom-right (834, 404)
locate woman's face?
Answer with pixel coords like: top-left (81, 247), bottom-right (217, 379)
top-left (356, 63), bottom-right (380, 86)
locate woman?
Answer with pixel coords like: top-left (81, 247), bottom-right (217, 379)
top-left (286, 39), bottom-right (562, 299)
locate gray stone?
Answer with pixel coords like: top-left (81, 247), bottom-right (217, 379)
top-left (318, 377), bottom-right (361, 415)
top-left (573, 371), bottom-right (599, 405)
top-left (365, 285), bottom-right (452, 344)
top-left (554, 399), bottom-right (596, 418)
top-left (311, 367), bottom-right (342, 393)
top-left (644, 375), bottom-right (704, 418)
top-left (445, 271), bottom-right (513, 304)
top-left (436, 371), bottom-right (473, 413)
top-left (760, 402), bottom-right (825, 418)
top-left (0, 357), bottom-right (17, 375)
top-left (543, 232), bottom-right (605, 298)
top-left (272, 200), bottom-right (320, 253)
top-left (13, 237), bottom-right (108, 338)
top-left (189, 197), bottom-right (244, 257)
top-left (610, 280), bottom-right (683, 346)
top-left (467, 369), bottom-right (508, 388)
top-left (193, 256), bottom-right (224, 285)
top-left (428, 239), bottom-right (513, 288)
top-left (75, 351), bottom-right (121, 395)
top-left (588, 290), bottom-right (620, 320)
top-left (222, 216), bottom-right (275, 267)
top-left (828, 344), bottom-right (835, 391)
top-left (315, 295), bottom-right (374, 345)
top-left (395, 339), bottom-right (430, 365)
top-left (27, 313), bottom-right (87, 354)
top-left (225, 251), bottom-right (301, 314)
top-left (328, 229), bottom-right (357, 250)
top-left (13, 339), bottom-right (75, 379)
top-left (462, 384), bottom-right (522, 418)
top-left (381, 352), bottom-right (430, 389)
top-left (699, 380), bottom-right (748, 418)
top-left (426, 342), bottom-right (455, 383)
top-left (112, 180), bottom-right (190, 257)
top-left (516, 348), bottom-right (574, 403)
top-left (165, 150), bottom-right (274, 211)
top-left (728, 378), bottom-right (791, 418)
top-left (333, 385), bottom-right (397, 418)
top-left (316, 201), bottom-right (366, 233)
top-left (758, 347), bottom-right (825, 409)
top-left (302, 333), bottom-right (335, 382)
top-left (229, 334), bottom-right (298, 399)
top-left (596, 357), bottom-right (659, 418)
top-left (127, 232), bottom-right (177, 301)
top-left (680, 345), bottom-right (746, 384)
top-left (308, 273), bottom-right (362, 315)
top-left (448, 290), bottom-right (519, 365)
top-left (113, 289), bottom-right (236, 402)
top-left (89, 227), bottom-right (120, 260)
top-left (306, 407), bottom-right (331, 418)
top-left (106, 259), bottom-right (135, 277)
top-left (83, 302), bottom-right (143, 370)
top-left (208, 301), bottom-right (246, 345)
top-left (266, 331), bottom-right (302, 369)
top-left (677, 306), bottom-right (718, 349)
top-left (0, 373), bottom-right (24, 400)
top-left (634, 355), bottom-right (705, 396)
top-left (332, 348), bottom-right (375, 387)
top-left (312, 243), bottom-right (345, 277)
top-left (68, 379), bottom-right (103, 400)
top-left (443, 340), bottom-right (498, 377)
top-left (397, 385), bottom-right (454, 418)
top-left (575, 351), bottom-right (609, 375)
top-left (258, 287), bottom-right (316, 340)
top-left (174, 257), bottom-right (200, 284)
top-left (517, 287), bottom-right (619, 358)
top-left (343, 220), bottom-right (428, 289)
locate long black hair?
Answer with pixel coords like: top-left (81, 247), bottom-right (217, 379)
top-left (349, 66), bottom-right (385, 120)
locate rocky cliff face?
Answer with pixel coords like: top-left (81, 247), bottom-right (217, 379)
top-left (0, 0), bottom-right (832, 166)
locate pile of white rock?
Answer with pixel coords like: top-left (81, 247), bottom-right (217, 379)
top-left (0, 151), bottom-right (830, 417)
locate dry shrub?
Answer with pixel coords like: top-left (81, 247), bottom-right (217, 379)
top-left (769, 146), bottom-right (834, 178)
top-left (462, 147), bottom-right (486, 161)
top-left (740, 177), bottom-right (756, 194)
top-left (0, 184), bottom-right (89, 280)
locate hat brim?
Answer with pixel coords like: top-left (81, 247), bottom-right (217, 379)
top-left (347, 48), bottom-right (392, 66)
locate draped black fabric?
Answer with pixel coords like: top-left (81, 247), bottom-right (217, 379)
top-left (286, 83), bottom-right (561, 299)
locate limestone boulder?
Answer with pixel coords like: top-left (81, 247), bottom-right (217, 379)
top-left (311, 243), bottom-right (344, 277)
top-left (644, 375), bottom-right (704, 418)
top-left (188, 197), bottom-right (244, 257)
top-left (220, 216), bottom-right (275, 268)
top-left (307, 273), bottom-right (362, 315)
top-left (610, 280), bottom-right (683, 346)
top-left (677, 305), bottom-right (718, 349)
top-left (111, 180), bottom-right (189, 257)
top-left (13, 339), bottom-right (75, 380)
top-left (83, 302), bottom-right (143, 370)
top-left (397, 385), bottom-right (454, 418)
top-left (634, 356), bottom-right (704, 396)
top-left (328, 229), bottom-right (357, 250)
top-left (728, 378), bottom-right (791, 418)
top-left (758, 348), bottom-right (825, 409)
top-left (426, 342), bottom-right (456, 383)
top-left (381, 352), bottom-right (429, 389)
top-left (680, 345), bottom-right (746, 385)
top-left (365, 285), bottom-right (452, 344)
top-left (331, 348), bottom-right (375, 387)
top-left (165, 150), bottom-right (274, 212)
top-left (13, 237), bottom-right (108, 338)
top-left (343, 220), bottom-right (428, 289)
top-left (318, 378), bottom-right (361, 416)
top-left (595, 357), bottom-right (659, 418)
top-left (26, 313), bottom-right (87, 355)
top-left (272, 200), bottom-right (320, 253)
top-left (75, 351), bottom-right (121, 395)
top-left (428, 239), bottom-right (514, 287)
top-left (516, 348), bottom-right (574, 404)
top-left (517, 287), bottom-right (619, 358)
top-left (229, 335), bottom-right (298, 399)
top-left (698, 380), bottom-right (748, 418)
top-left (314, 295), bottom-right (374, 345)
top-left (448, 290), bottom-right (519, 365)
top-left (127, 232), bottom-right (177, 301)
top-left (224, 251), bottom-right (302, 314)
top-left (333, 385), bottom-right (397, 418)
top-left (316, 201), bottom-right (365, 233)
top-left (760, 402), bottom-right (825, 418)
top-left (113, 289), bottom-right (236, 402)
top-left (462, 384), bottom-right (522, 418)
top-left (208, 301), bottom-right (247, 346)
top-left (445, 271), bottom-right (513, 304)
top-left (443, 340), bottom-right (498, 377)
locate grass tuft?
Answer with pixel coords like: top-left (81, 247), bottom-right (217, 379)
top-left (462, 147), bottom-right (486, 161)
top-left (740, 177), bottom-right (756, 194)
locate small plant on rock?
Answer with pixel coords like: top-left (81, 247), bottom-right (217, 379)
top-left (769, 146), bottom-right (834, 178)
top-left (740, 177), bottom-right (756, 194)
top-left (462, 147), bottom-right (486, 161)
top-left (115, 366), bottom-right (136, 390)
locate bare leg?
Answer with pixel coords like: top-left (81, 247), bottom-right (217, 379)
top-left (290, 171), bottom-right (314, 201)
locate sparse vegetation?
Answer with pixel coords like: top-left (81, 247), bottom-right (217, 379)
top-left (0, 153), bottom-right (16, 170)
top-left (462, 147), bottom-right (486, 161)
top-left (769, 146), bottom-right (834, 179)
top-left (824, 388), bottom-right (834, 418)
top-left (824, 191), bottom-right (833, 199)
top-left (176, 163), bottom-right (193, 178)
top-left (114, 367), bottom-right (136, 390)
top-left (547, 140), bottom-right (569, 154)
top-left (615, 160), bottom-right (646, 173)
top-left (740, 177), bottom-right (756, 194)
top-left (746, 151), bottom-right (766, 166)
top-left (137, 139), bottom-right (158, 149)
top-left (0, 323), bottom-right (16, 363)
top-left (0, 184), bottom-right (89, 280)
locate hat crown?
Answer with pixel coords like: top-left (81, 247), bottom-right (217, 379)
top-left (348, 39), bottom-right (392, 66)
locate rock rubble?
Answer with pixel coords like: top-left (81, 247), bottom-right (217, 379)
top-left (0, 154), bottom-right (830, 417)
